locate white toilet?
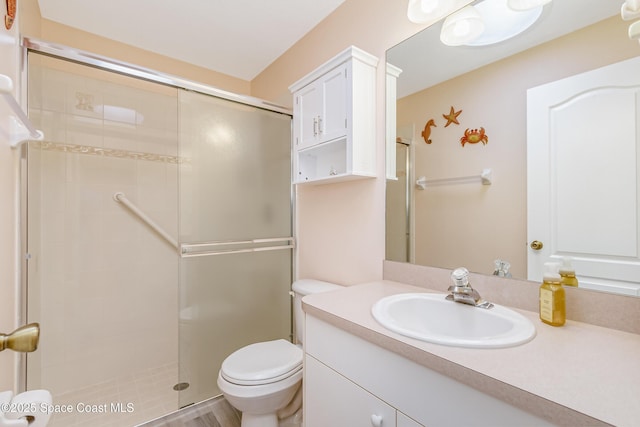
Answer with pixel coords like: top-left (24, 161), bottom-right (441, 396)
top-left (217, 279), bottom-right (342, 427)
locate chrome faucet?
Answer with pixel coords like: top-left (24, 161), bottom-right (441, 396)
top-left (446, 267), bottom-right (494, 309)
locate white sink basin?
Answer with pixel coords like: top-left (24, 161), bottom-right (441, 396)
top-left (371, 293), bottom-right (536, 349)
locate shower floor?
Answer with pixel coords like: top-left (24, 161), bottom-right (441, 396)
top-left (47, 362), bottom-right (178, 427)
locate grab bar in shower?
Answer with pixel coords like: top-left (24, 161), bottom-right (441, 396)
top-left (0, 74), bottom-right (44, 148)
top-left (180, 237), bottom-right (295, 258)
top-left (113, 192), bottom-right (179, 249)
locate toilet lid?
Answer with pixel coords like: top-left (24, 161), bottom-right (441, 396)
top-left (221, 339), bottom-right (303, 386)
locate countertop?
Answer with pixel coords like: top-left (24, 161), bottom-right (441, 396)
top-left (302, 280), bottom-right (640, 427)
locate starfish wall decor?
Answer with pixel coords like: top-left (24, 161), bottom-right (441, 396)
top-left (443, 106), bottom-right (462, 127)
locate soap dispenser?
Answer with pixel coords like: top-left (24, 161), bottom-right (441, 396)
top-left (559, 257), bottom-right (579, 287)
top-left (539, 262), bottom-right (565, 327)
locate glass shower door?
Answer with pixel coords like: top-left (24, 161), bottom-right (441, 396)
top-left (177, 90), bottom-right (293, 406)
top-left (25, 52), bottom-right (181, 426)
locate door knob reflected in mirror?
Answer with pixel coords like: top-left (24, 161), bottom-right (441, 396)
top-left (530, 240), bottom-right (544, 251)
top-left (0, 323), bottom-right (40, 353)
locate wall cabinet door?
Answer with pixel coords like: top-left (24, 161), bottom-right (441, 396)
top-left (318, 63), bottom-right (348, 143)
top-left (305, 355), bottom-right (396, 427)
top-left (294, 63), bottom-right (348, 150)
top-left (295, 82), bottom-right (323, 149)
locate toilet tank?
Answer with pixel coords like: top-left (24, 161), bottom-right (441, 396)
top-left (292, 279), bottom-right (343, 344)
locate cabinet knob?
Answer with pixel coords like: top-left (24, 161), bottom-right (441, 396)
top-left (370, 414), bottom-right (383, 427)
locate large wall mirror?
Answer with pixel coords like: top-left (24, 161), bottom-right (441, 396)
top-left (386, 0), bottom-right (640, 296)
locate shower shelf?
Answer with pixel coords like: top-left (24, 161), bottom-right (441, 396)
top-left (0, 73), bottom-right (44, 148)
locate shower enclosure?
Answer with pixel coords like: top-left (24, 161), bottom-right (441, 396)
top-left (22, 40), bottom-right (293, 426)
top-left (386, 139), bottom-right (412, 263)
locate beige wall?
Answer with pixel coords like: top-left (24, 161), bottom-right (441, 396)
top-left (252, 0), bottom-right (459, 285)
top-left (397, 16), bottom-right (636, 279)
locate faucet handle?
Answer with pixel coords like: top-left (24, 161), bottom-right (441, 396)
top-left (451, 267), bottom-right (470, 287)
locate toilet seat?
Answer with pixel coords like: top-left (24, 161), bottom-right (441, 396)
top-left (221, 339), bottom-right (302, 386)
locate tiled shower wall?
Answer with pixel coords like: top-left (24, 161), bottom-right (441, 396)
top-left (27, 55), bottom-right (180, 407)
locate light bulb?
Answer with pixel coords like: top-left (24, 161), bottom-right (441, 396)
top-left (420, 0), bottom-right (439, 14)
top-left (626, 0), bottom-right (640, 11)
top-left (454, 20), bottom-right (471, 37)
top-left (440, 5), bottom-right (485, 46)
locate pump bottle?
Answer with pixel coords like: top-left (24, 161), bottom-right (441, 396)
top-left (559, 257), bottom-right (579, 287)
top-left (539, 262), bottom-right (566, 326)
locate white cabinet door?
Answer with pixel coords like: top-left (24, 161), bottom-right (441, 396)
top-left (295, 81), bottom-right (322, 149)
top-left (319, 63), bottom-right (348, 143)
top-left (294, 63), bottom-right (347, 150)
top-left (527, 56), bottom-right (640, 296)
top-left (305, 355), bottom-right (396, 427)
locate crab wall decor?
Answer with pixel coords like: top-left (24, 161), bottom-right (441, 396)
top-left (460, 127), bottom-right (488, 146)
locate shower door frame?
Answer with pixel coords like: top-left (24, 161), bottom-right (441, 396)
top-left (18, 36), bottom-right (296, 393)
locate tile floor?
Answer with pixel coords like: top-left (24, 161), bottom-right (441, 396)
top-left (48, 362), bottom-right (179, 427)
top-left (142, 396), bottom-right (241, 427)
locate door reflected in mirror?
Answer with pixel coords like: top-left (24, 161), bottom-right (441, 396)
top-left (386, 0), bottom-right (640, 296)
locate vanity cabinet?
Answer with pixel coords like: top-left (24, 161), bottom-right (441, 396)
top-left (289, 46), bottom-right (378, 184)
top-left (303, 314), bottom-right (554, 427)
top-left (305, 355), bottom-right (398, 427)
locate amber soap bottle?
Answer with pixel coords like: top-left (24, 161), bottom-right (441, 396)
top-left (559, 257), bottom-right (579, 287)
top-left (539, 262), bottom-right (566, 327)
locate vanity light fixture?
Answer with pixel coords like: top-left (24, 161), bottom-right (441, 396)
top-left (440, 5), bottom-right (485, 46)
top-left (439, 0), bottom-right (549, 47)
top-left (407, 0), bottom-right (469, 24)
top-left (620, 0), bottom-right (640, 43)
top-left (466, 0), bottom-right (544, 46)
top-left (507, 0), bottom-right (552, 11)
top-left (630, 20), bottom-right (640, 41)
top-left (621, 0), bottom-right (640, 20)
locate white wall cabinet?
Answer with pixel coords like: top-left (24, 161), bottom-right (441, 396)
top-left (304, 315), bottom-right (554, 427)
top-left (295, 64), bottom-right (348, 150)
top-left (289, 46), bottom-right (378, 185)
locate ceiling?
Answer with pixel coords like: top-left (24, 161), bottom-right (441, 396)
top-left (37, 0), bottom-right (346, 81)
